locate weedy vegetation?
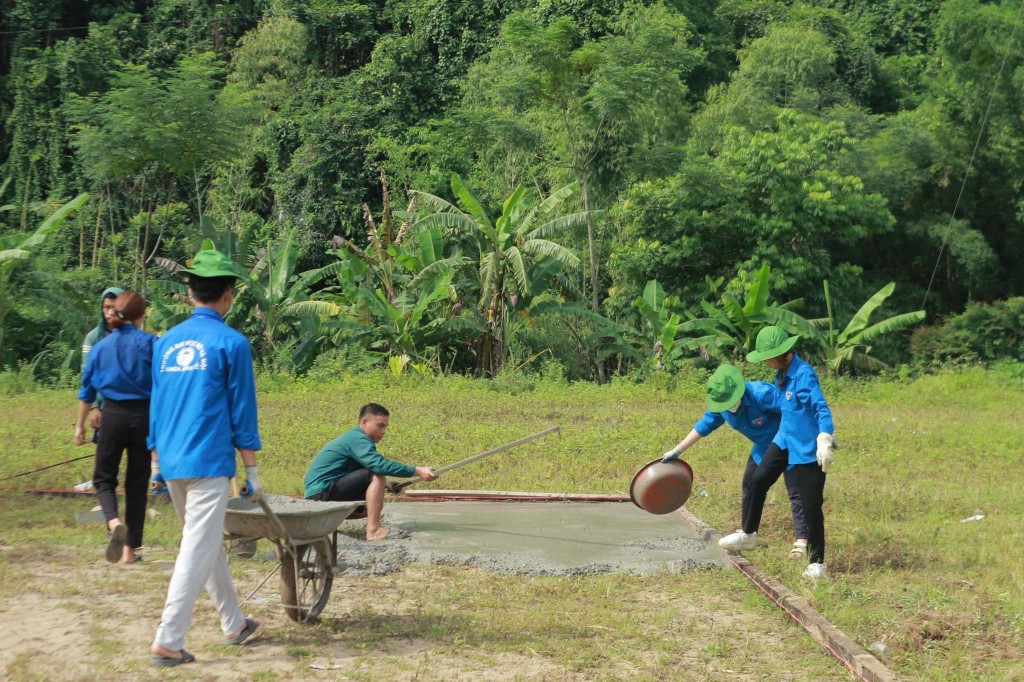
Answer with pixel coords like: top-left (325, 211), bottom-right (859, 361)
top-left (0, 365), bottom-right (1021, 680)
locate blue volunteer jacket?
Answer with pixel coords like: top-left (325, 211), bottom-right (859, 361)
top-left (771, 354), bottom-right (834, 467)
top-left (693, 380), bottom-right (782, 463)
top-left (78, 323), bottom-right (155, 402)
top-left (148, 307), bottom-right (261, 480)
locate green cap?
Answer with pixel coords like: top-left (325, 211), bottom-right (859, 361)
top-left (179, 239), bottom-right (240, 279)
top-left (706, 364), bottom-right (745, 412)
top-left (746, 326), bottom-right (799, 362)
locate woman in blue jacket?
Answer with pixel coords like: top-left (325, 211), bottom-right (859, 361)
top-left (75, 291), bottom-right (155, 564)
top-left (663, 364), bottom-right (810, 557)
top-left (742, 326), bottom-right (836, 580)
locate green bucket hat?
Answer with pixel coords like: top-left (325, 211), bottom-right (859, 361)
top-left (179, 239), bottom-right (240, 279)
top-left (706, 364), bottom-right (745, 412)
top-left (746, 326), bottom-right (799, 362)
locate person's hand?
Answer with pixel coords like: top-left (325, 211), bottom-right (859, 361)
top-left (74, 425), bottom-right (87, 446)
top-left (239, 464), bottom-right (261, 499)
top-left (88, 407), bottom-right (102, 429)
top-left (816, 433), bottom-right (836, 473)
top-left (150, 460), bottom-right (168, 496)
top-left (151, 472), bottom-right (168, 496)
top-left (662, 447), bottom-right (681, 462)
top-left (415, 466), bottom-right (438, 482)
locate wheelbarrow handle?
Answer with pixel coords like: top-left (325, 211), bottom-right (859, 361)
top-left (390, 425), bottom-right (560, 494)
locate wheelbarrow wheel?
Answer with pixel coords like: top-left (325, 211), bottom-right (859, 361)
top-left (279, 541), bottom-right (333, 622)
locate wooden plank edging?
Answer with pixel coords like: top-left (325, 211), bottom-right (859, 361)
top-left (676, 506), bottom-right (900, 682)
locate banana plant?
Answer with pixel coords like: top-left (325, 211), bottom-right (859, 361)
top-left (677, 264), bottom-right (816, 362)
top-left (152, 229), bottom-right (342, 370)
top-left (326, 266), bottom-right (457, 358)
top-left (411, 174), bottom-right (587, 376)
top-left (0, 192), bottom-right (90, 364)
top-left (814, 280), bottom-right (926, 374)
top-left (531, 279), bottom-right (687, 375)
top-left (634, 280), bottom-right (685, 371)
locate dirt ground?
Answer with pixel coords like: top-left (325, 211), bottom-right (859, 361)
top-left (0, 542), bottom-right (577, 681)
top-left (0, 500), bottom-right (849, 681)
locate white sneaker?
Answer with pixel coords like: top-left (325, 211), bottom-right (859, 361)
top-left (718, 530), bottom-right (757, 551)
top-left (802, 562), bottom-right (827, 579)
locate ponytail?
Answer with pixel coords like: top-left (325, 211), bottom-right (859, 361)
top-left (110, 290), bottom-right (147, 328)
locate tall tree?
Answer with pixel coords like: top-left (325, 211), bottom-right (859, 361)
top-left (68, 52), bottom-right (255, 284)
top-left (455, 4), bottom-right (703, 312)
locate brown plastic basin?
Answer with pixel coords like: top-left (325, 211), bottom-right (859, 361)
top-left (629, 458), bottom-right (694, 515)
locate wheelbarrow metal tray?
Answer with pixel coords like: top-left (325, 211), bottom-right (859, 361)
top-left (225, 494), bottom-right (361, 542)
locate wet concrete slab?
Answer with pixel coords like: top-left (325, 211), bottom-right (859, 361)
top-left (335, 500), bottom-right (729, 577)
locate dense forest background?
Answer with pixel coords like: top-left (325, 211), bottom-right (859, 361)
top-left (1, 0), bottom-right (1022, 383)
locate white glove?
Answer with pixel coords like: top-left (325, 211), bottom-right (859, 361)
top-left (662, 447), bottom-right (682, 462)
top-left (239, 464), bottom-right (261, 498)
top-left (816, 433), bottom-right (836, 473)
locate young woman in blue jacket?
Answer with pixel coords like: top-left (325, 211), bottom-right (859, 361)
top-left (663, 364), bottom-right (810, 557)
top-left (728, 326), bottom-right (836, 580)
top-left (74, 291), bottom-right (154, 564)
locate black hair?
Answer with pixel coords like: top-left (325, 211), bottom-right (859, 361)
top-left (359, 403), bottom-right (389, 420)
top-left (188, 274), bottom-right (236, 303)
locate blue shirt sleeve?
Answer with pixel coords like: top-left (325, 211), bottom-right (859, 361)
top-left (801, 376), bottom-right (835, 435)
top-left (226, 338), bottom-right (262, 451)
top-left (693, 410), bottom-right (725, 437)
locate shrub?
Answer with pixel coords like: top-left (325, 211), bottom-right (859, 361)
top-left (0, 363), bottom-right (40, 396)
top-left (910, 297), bottom-right (1024, 366)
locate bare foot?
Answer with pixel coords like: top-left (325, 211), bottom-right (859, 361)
top-left (151, 643), bottom-right (182, 659)
top-left (366, 527), bottom-right (410, 541)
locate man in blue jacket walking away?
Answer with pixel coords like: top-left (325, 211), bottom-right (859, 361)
top-left (148, 241), bottom-right (261, 666)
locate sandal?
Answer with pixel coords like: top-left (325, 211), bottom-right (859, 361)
top-left (789, 540), bottom-right (808, 558)
top-left (151, 649), bottom-right (195, 667)
top-left (105, 524), bottom-right (127, 563)
top-left (225, 618), bottom-right (259, 645)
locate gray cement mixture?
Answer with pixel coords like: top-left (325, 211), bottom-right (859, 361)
top-left (331, 501), bottom-right (729, 577)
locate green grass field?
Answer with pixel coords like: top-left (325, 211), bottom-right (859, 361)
top-left (1, 366), bottom-right (1021, 680)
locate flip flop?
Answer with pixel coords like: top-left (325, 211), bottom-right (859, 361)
top-left (105, 524), bottom-right (127, 563)
top-left (368, 527), bottom-right (410, 541)
top-left (151, 649), bottom-right (195, 667)
top-left (225, 618), bottom-right (259, 645)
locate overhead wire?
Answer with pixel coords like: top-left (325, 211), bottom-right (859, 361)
top-left (922, 0), bottom-right (1024, 309)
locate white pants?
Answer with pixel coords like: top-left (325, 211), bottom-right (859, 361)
top-left (153, 477), bottom-right (245, 651)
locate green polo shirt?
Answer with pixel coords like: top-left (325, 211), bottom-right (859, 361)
top-left (304, 426), bottom-right (416, 498)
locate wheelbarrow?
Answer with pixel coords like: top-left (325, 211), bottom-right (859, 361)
top-left (224, 493), bottom-right (361, 622)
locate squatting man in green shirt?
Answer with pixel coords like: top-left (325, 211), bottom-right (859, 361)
top-left (304, 403), bottom-right (436, 540)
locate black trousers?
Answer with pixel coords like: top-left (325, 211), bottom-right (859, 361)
top-left (307, 468), bottom-right (372, 502)
top-left (92, 399), bottom-right (151, 549)
top-left (741, 456), bottom-right (808, 539)
top-left (741, 443), bottom-right (827, 564)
